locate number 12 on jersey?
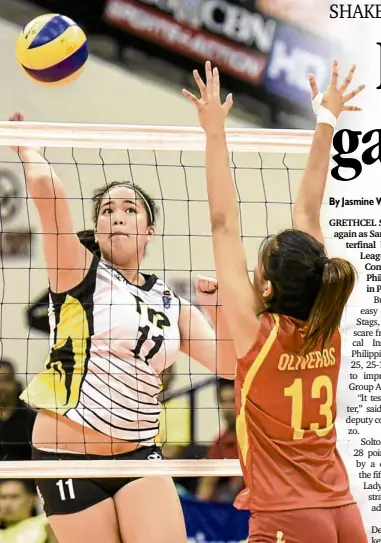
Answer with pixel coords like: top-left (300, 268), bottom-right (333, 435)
top-left (284, 375), bottom-right (333, 440)
top-left (132, 294), bottom-right (170, 364)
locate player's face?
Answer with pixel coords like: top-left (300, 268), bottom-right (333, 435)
top-left (96, 186), bottom-right (153, 265)
top-left (0, 481), bottom-right (34, 522)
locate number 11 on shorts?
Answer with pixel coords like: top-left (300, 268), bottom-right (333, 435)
top-left (56, 479), bottom-right (75, 500)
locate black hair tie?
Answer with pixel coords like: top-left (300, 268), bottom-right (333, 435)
top-left (316, 255), bottom-right (329, 272)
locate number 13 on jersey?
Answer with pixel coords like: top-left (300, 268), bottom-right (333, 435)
top-left (284, 375), bottom-right (334, 440)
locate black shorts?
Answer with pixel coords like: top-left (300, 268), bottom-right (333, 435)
top-left (32, 445), bottom-right (163, 516)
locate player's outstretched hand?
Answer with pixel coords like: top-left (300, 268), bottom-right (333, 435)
top-left (8, 112), bottom-right (42, 158)
top-left (309, 59), bottom-right (365, 120)
top-left (195, 276), bottom-right (218, 308)
top-left (182, 61), bottom-right (233, 134)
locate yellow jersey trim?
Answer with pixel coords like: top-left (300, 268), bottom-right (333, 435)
top-left (236, 314), bottom-right (280, 465)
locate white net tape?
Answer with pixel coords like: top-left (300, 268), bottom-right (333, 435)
top-left (0, 122), bottom-right (314, 152)
top-left (0, 459), bottom-right (242, 479)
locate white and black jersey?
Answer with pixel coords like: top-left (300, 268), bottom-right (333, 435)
top-left (21, 254), bottom-right (181, 445)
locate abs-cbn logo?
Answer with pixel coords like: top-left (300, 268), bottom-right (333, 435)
top-left (265, 25), bottom-right (332, 105)
top-left (138, 0), bottom-right (276, 53)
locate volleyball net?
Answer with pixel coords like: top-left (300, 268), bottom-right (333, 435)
top-left (0, 121), bottom-right (338, 479)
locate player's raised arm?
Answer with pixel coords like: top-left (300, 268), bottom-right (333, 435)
top-left (293, 60), bottom-right (364, 244)
top-left (9, 113), bottom-right (89, 292)
top-left (182, 62), bottom-right (260, 358)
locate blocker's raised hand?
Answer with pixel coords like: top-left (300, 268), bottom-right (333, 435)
top-left (182, 61), bottom-right (233, 134)
top-left (309, 59), bottom-right (365, 120)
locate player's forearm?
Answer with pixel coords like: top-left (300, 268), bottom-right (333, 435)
top-left (205, 129), bottom-right (240, 234)
top-left (20, 149), bottom-right (63, 200)
top-left (203, 304), bottom-right (236, 380)
top-left (293, 123), bottom-right (334, 227)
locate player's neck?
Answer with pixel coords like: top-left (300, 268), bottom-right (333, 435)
top-left (103, 260), bottom-right (146, 286)
top-left (102, 254), bottom-right (147, 286)
top-left (118, 269), bottom-right (146, 286)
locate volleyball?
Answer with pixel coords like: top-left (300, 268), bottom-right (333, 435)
top-left (16, 14), bottom-right (88, 85)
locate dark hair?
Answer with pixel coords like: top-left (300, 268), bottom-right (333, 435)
top-left (76, 182), bottom-right (158, 257)
top-left (261, 229), bottom-right (356, 354)
top-left (77, 230), bottom-right (101, 257)
top-left (0, 359), bottom-right (15, 377)
top-left (92, 181), bottom-right (158, 227)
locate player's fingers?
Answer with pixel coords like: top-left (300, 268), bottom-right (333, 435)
top-left (330, 58), bottom-right (339, 88)
top-left (205, 60), bottom-right (213, 95)
top-left (182, 89), bottom-right (201, 107)
top-left (207, 279), bottom-right (217, 291)
top-left (342, 84), bottom-right (365, 103)
top-left (308, 74), bottom-right (319, 99)
top-left (223, 93), bottom-right (233, 114)
top-left (212, 66), bottom-right (220, 97)
top-left (338, 64), bottom-right (356, 94)
top-left (196, 276), bottom-right (217, 292)
top-left (9, 112), bottom-right (24, 122)
top-left (195, 277), bottom-right (207, 291)
top-left (200, 278), bottom-right (216, 292)
top-left (342, 105), bottom-right (362, 112)
top-left (193, 70), bottom-right (207, 101)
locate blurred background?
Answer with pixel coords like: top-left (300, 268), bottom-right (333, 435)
top-left (0, 2), bottom-right (361, 543)
top-left (0, 0), bottom-right (343, 128)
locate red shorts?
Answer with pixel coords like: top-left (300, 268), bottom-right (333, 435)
top-left (248, 503), bottom-right (367, 543)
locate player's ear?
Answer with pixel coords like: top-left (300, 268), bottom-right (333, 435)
top-left (262, 280), bottom-right (273, 301)
top-left (146, 226), bottom-right (155, 240)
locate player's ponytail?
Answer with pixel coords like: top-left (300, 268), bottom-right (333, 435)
top-left (301, 257), bottom-right (356, 354)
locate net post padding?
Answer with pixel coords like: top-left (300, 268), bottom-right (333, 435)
top-left (0, 459), bottom-right (242, 479)
top-left (0, 121), bottom-right (314, 152)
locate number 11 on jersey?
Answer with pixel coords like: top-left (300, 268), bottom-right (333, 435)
top-left (56, 479), bottom-right (75, 501)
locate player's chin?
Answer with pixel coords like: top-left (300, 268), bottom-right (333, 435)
top-left (109, 234), bottom-right (133, 247)
top-left (109, 235), bottom-right (138, 256)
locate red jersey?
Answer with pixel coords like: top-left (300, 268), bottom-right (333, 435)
top-left (234, 312), bottom-right (354, 512)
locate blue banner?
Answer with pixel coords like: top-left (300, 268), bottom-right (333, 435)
top-left (180, 495), bottom-right (249, 543)
top-left (264, 24), bottom-right (332, 105)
